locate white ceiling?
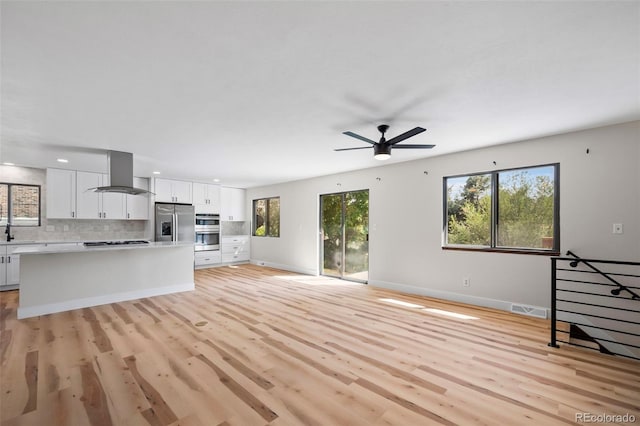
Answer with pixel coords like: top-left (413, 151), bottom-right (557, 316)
top-left (2, 1), bottom-right (639, 188)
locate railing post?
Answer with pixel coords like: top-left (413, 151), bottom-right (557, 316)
top-left (549, 257), bottom-right (559, 348)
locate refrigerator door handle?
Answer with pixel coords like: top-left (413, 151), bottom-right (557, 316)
top-left (174, 213), bottom-right (178, 242)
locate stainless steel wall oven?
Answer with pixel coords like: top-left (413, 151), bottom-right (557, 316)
top-left (195, 213), bottom-right (220, 251)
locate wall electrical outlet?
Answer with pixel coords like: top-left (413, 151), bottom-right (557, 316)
top-left (613, 223), bottom-right (623, 234)
top-left (463, 277), bottom-right (471, 287)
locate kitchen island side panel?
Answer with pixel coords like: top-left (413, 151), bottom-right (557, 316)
top-left (17, 245), bottom-right (194, 318)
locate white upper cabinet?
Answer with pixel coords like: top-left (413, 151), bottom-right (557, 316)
top-left (220, 187), bottom-right (246, 221)
top-left (101, 174), bottom-right (127, 219)
top-left (76, 171), bottom-right (101, 219)
top-left (46, 168), bottom-right (76, 219)
top-left (126, 177), bottom-right (150, 220)
top-left (155, 178), bottom-right (192, 204)
top-left (76, 171), bottom-right (126, 219)
top-left (193, 183), bottom-right (221, 214)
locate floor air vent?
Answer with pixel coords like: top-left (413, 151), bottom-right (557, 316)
top-left (510, 304), bottom-right (547, 319)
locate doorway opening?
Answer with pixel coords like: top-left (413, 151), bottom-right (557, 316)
top-left (319, 190), bottom-right (369, 283)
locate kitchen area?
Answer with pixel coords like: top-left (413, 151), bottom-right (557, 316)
top-left (0, 154), bottom-right (251, 318)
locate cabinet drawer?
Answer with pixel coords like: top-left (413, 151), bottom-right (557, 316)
top-left (221, 244), bottom-right (249, 255)
top-left (222, 253), bottom-right (249, 263)
top-left (221, 236), bottom-right (249, 245)
top-left (195, 251), bottom-right (221, 266)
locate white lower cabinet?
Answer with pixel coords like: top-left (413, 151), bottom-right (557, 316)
top-left (1, 245), bottom-right (44, 289)
top-left (194, 251), bottom-right (221, 267)
top-left (221, 236), bottom-right (250, 263)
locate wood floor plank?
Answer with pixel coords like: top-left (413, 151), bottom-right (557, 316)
top-left (79, 361), bottom-right (113, 426)
top-left (21, 350), bottom-right (38, 414)
top-left (123, 355), bottom-right (178, 426)
top-left (1, 264), bottom-right (639, 425)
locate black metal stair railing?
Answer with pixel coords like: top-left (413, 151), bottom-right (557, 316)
top-left (549, 251), bottom-right (640, 359)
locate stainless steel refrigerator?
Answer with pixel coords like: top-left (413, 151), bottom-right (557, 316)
top-left (155, 203), bottom-right (195, 243)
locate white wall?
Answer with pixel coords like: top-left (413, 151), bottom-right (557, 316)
top-left (247, 121), bottom-right (640, 310)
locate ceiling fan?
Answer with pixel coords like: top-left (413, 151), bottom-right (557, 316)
top-left (336, 124), bottom-right (435, 160)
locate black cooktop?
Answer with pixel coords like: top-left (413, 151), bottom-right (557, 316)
top-left (84, 240), bottom-right (150, 247)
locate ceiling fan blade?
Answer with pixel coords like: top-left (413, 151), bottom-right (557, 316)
top-left (342, 131), bottom-right (377, 145)
top-left (392, 144), bottom-right (435, 149)
top-left (334, 147), bottom-right (372, 151)
top-left (387, 127), bottom-right (426, 145)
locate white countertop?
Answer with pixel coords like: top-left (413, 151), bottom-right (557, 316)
top-left (13, 241), bottom-right (194, 255)
top-left (1, 240), bottom-right (57, 246)
top-left (1, 239), bottom-right (148, 246)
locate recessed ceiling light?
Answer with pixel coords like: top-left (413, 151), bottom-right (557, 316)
top-left (213, 178), bottom-right (220, 182)
top-left (57, 158), bottom-right (69, 163)
top-left (153, 171), bottom-right (161, 175)
top-left (3, 162), bottom-right (15, 166)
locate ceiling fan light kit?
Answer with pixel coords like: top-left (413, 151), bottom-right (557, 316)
top-left (337, 124), bottom-right (434, 160)
top-left (374, 143), bottom-right (391, 160)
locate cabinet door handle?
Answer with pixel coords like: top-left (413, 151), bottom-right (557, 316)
top-left (72, 211), bottom-right (75, 218)
top-left (127, 213), bottom-right (130, 219)
top-left (1, 256), bottom-right (4, 264)
top-left (7, 256), bottom-right (10, 263)
top-left (103, 212), bottom-right (106, 218)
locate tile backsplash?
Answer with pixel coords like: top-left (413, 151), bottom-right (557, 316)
top-left (221, 221), bottom-right (249, 236)
top-left (11, 219), bottom-right (147, 242)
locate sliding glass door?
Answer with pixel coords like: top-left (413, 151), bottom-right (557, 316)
top-left (320, 190), bottom-right (369, 282)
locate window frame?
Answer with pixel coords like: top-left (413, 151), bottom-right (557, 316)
top-left (252, 196), bottom-right (280, 238)
top-left (0, 182), bottom-right (42, 227)
top-left (442, 163), bottom-right (559, 255)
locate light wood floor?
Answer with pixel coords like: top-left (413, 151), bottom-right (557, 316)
top-left (1, 264), bottom-right (639, 425)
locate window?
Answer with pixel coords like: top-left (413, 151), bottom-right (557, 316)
top-left (253, 197), bottom-right (280, 237)
top-left (0, 183), bottom-right (41, 227)
top-left (444, 164), bottom-right (558, 253)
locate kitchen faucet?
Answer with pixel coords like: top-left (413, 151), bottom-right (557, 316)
top-left (5, 223), bottom-right (14, 242)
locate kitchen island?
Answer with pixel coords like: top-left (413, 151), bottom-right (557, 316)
top-left (14, 241), bottom-right (194, 319)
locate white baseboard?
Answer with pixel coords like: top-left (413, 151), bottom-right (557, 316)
top-left (17, 282), bottom-right (195, 319)
top-left (368, 279), bottom-right (550, 316)
top-left (250, 259), bottom-right (317, 276)
top-left (247, 263), bottom-right (550, 317)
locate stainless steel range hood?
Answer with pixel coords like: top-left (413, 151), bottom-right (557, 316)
top-left (93, 151), bottom-right (152, 195)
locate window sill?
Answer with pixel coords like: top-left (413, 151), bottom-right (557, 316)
top-left (442, 246), bottom-right (560, 256)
